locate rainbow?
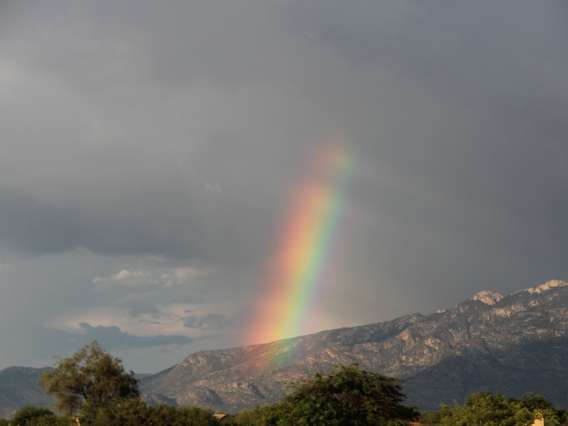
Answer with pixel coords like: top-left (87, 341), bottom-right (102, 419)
top-left (247, 133), bottom-right (356, 368)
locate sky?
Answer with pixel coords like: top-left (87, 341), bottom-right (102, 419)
top-left (0, 1), bottom-right (567, 374)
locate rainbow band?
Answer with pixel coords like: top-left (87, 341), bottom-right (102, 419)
top-left (247, 136), bottom-right (356, 369)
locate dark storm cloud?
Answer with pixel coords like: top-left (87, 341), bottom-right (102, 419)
top-left (0, 185), bottom-right (206, 259)
top-left (1, 0), bottom-right (568, 372)
top-left (270, 1), bottom-right (568, 297)
top-left (0, 1), bottom-right (564, 289)
top-left (0, 1), bottom-right (312, 265)
top-left (0, 0), bottom-right (560, 279)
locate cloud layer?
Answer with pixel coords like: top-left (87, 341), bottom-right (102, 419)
top-left (0, 1), bottom-right (566, 373)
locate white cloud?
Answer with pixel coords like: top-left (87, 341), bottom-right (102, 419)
top-left (113, 269), bottom-right (142, 280)
top-left (93, 269), bottom-right (155, 288)
top-left (93, 265), bottom-right (210, 289)
top-left (160, 266), bottom-right (208, 287)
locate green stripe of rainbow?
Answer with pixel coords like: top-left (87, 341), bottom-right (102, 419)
top-left (247, 135), bottom-right (356, 368)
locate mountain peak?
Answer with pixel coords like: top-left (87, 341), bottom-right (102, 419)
top-left (470, 290), bottom-right (504, 305)
top-left (525, 279), bottom-right (568, 294)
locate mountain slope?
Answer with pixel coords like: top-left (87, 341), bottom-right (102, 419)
top-left (140, 280), bottom-right (568, 412)
top-left (2, 280), bottom-right (567, 416)
top-left (0, 367), bottom-right (52, 418)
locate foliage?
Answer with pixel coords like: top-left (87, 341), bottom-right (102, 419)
top-left (517, 393), bottom-right (554, 412)
top-left (438, 391), bottom-right (532, 426)
top-left (176, 405), bottom-right (222, 426)
top-left (0, 415), bottom-right (71, 426)
top-left (227, 403), bottom-right (284, 426)
top-left (228, 405), bottom-right (270, 426)
top-left (419, 410), bottom-right (442, 425)
top-left (228, 385), bottom-right (568, 426)
top-left (32, 415), bottom-right (74, 426)
top-left (34, 341), bottom-right (222, 425)
top-left (11, 405), bottom-right (54, 426)
top-left (80, 397), bottom-right (155, 426)
top-left (1, 401), bottom-right (220, 426)
top-left (79, 397), bottom-right (221, 426)
top-left (39, 341), bottom-right (140, 415)
top-left (419, 391), bottom-right (568, 426)
top-left (6, 405), bottom-right (73, 426)
top-left (269, 363), bottom-right (416, 426)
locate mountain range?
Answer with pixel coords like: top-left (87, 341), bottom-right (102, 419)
top-left (0, 367), bottom-right (52, 418)
top-left (2, 280), bottom-right (568, 417)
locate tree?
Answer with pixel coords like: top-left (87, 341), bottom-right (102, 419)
top-left (39, 341), bottom-right (140, 415)
top-left (433, 392), bottom-right (565, 426)
top-left (518, 393), bottom-right (554, 412)
top-left (10, 406), bottom-right (55, 426)
top-left (80, 398), bottom-right (222, 426)
top-left (6, 405), bottom-right (73, 426)
top-left (272, 363), bottom-right (416, 426)
top-left (80, 397), bottom-right (154, 426)
top-left (438, 391), bottom-right (532, 426)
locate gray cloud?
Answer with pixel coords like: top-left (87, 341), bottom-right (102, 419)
top-left (272, 1), bottom-right (568, 291)
top-left (5, 321), bottom-right (194, 370)
top-left (183, 314), bottom-right (229, 332)
top-left (75, 323), bottom-right (193, 350)
top-left (0, 0), bottom-right (567, 373)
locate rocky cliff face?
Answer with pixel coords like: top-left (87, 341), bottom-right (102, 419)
top-left (140, 280), bottom-right (568, 412)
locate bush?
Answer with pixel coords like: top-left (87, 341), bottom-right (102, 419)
top-left (32, 415), bottom-right (74, 426)
top-left (79, 397), bottom-right (221, 426)
top-left (231, 363), bottom-right (417, 426)
top-left (420, 392), bottom-right (568, 426)
top-left (11, 406), bottom-right (55, 426)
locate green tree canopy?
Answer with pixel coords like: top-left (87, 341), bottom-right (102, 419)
top-left (10, 405), bottom-right (55, 426)
top-left (271, 363), bottom-right (416, 426)
top-left (80, 397), bottom-right (221, 426)
top-left (429, 391), bottom-right (568, 426)
top-left (40, 341), bottom-right (140, 415)
top-left (5, 405), bottom-right (73, 426)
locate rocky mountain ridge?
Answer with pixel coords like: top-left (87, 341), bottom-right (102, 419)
top-left (140, 280), bottom-right (568, 412)
top-left (2, 280), bottom-right (568, 416)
